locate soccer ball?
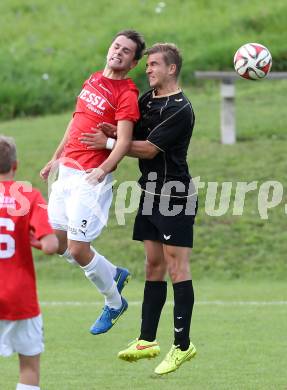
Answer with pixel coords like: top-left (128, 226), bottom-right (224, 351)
top-left (234, 43), bottom-right (272, 80)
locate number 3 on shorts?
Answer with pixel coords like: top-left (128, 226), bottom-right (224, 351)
top-left (0, 217), bottom-right (15, 259)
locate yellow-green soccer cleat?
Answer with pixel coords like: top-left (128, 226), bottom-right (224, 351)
top-left (154, 342), bottom-right (196, 375)
top-left (118, 338), bottom-right (160, 362)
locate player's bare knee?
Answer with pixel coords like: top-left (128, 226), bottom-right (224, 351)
top-left (164, 249), bottom-right (178, 267)
top-left (146, 255), bottom-right (165, 270)
top-left (145, 258), bottom-right (166, 280)
top-left (166, 254), bottom-right (184, 279)
top-left (67, 241), bottom-right (92, 264)
top-left (67, 244), bottom-right (81, 260)
top-left (168, 260), bottom-right (190, 283)
top-left (19, 354), bottom-right (40, 384)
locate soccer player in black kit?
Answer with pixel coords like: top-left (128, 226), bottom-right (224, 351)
top-left (80, 43), bottom-right (197, 375)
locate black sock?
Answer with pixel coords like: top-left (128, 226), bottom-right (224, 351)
top-left (173, 280), bottom-right (194, 351)
top-left (139, 281), bottom-right (167, 342)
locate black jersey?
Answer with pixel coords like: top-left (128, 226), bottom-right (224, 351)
top-left (134, 89), bottom-right (195, 197)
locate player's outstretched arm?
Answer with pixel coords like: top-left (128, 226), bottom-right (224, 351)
top-left (127, 140), bottom-right (159, 159)
top-left (40, 119), bottom-right (73, 181)
top-left (86, 120), bottom-right (133, 184)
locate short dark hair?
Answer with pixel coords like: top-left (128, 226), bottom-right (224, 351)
top-left (145, 43), bottom-right (182, 78)
top-left (113, 30), bottom-right (146, 60)
top-left (0, 135), bottom-right (17, 174)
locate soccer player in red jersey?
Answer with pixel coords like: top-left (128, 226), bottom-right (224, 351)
top-left (0, 135), bottom-right (58, 390)
top-left (40, 30), bottom-right (145, 335)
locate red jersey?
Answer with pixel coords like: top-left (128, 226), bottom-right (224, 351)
top-left (0, 181), bottom-right (53, 320)
top-left (62, 71), bottom-right (140, 170)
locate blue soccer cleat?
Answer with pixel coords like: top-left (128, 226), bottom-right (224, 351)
top-left (114, 267), bottom-right (130, 293)
top-left (90, 297), bottom-right (128, 335)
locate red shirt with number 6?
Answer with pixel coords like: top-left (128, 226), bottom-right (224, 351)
top-left (0, 181), bottom-right (53, 320)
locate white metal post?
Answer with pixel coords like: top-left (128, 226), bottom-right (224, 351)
top-left (220, 80), bottom-right (236, 144)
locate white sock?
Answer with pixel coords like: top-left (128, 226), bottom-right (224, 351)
top-left (60, 247), bottom-right (117, 279)
top-left (81, 252), bottom-right (122, 309)
top-left (90, 247), bottom-right (117, 278)
top-left (104, 282), bottom-right (123, 309)
top-left (60, 249), bottom-right (78, 265)
top-left (16, 384), bottom-right (40, 390)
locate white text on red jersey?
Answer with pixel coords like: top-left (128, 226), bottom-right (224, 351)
top-left (78, 89), bottom-right (107, 111)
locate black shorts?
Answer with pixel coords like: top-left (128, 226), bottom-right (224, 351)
top-left (133, 192), bottom-right (198, 248)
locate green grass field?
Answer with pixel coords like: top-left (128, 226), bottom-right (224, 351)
top-left (1, 1), bottom-right (287, 388)
top-left (1, 59), bottom-right (287, 389)
top-left (1, 278), bottom-right (286, 389)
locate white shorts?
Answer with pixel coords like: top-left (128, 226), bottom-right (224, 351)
top-left (0, 314), bottom-right (44, 357)
top-left (48, 165), bottom-right (113, 242)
